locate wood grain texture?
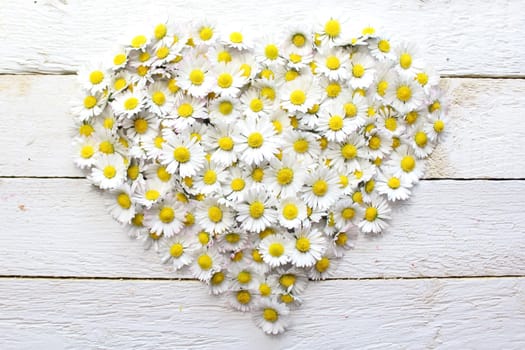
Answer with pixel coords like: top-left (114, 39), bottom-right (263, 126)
top-left (2, 178), bottom-right (524, 279)
top-left (1, 76), bottom-right (524, 178)
top-left (2, 0), bottom-right (525, 75)
top-left (1, 277), bottom-right (524, 349)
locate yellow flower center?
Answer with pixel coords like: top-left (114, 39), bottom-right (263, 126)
top-left (170, 243), bottom-right (184, 258)
top-left (328, 115), bottom-right (344, 131)
top-left (131, 35), bottom-right (147, 48)
top-left (211, 271), bottom-right (224, 285)
top-left (259, 283), bottom-right (272, 296)
top-left (252, 168), bottom-right (264, 182)
top-left (216, 136), bottom-right (233, 151)
top-left (312, 180), bottom-right (328, 196)
top-left (415, 131), bottom-right (428, 147)
top-left (295, 237), bottom-right (310, 252)
top-left (326, 82), bottom-right (341, 97)
top-left (326, 56), bottom-right (340, 70)
top-left (276, 168), bottom-right (294, 185)
top-left (203, 170), bottom-right (217, 185)
top-left (342, 208), bottom-right (355, 220)
top-left (89, 70), bottom-right (104, 85)
top-left (280, 274), bottom-right (296, 288)
top-left (316, 257), bottom-right (330, 272)
top-left (378, 39), bottom-right (390, 53)
top-left (324, 19), bottom-right (341, 37)
top-left (117, 193), bottom-right (131, 209)
top-left (208, 206), bottom-right (223, 223)
top-left (368, 135), bottom-right (381, 150)
top-left (189, 69), bottom-right (205, 85)
top-left (124, 97), bottom-right (139, 111)
top-left (83, 95), bottom-right (97, 109)
top-left (230, 178), bottom-right (245, 191)
top-left (396, 86), bottom-right (412, 102)
top-left (197, 254), bottom-right (212, 270)
top-left (290, 90), bottom-right (306, 105)
top-left (237, 271), bottom-right (251, 284)
top-left (173, 146), bottom-right (190, 163)
top-left (145, 190), bottom-right (160, 201)
top-left (335, 232), bottom-right (348, 246)
top-left (268, 242), bottom-right (284, 257)
top-left (199, 27), bottom-right (213, 41)
top-left (103, 165), bottom-right (117, 179)
top-left (341, 144), bottom-right (357, 159)
top-left (400, 53), bottom-right (412, 69)
top-left (249, 201), bottom-right (265, 219)
top-left (247, 132), bottom-right (264, 148)
top-left (198, 231), bottom-right (210, 245)
top-left (285, 70), bottom-right (299, 81)
top-left (229, 32), bottom-right (243, 43)
top-left (217, 73), bottom-right (233, 88)
top-left (292, 33), bottom-right (306, 47)
top-left (249, 98), bottom-right (264, 112)
top-left (218, 101), bottom-right (233, 115)
top-left (159, 207), bottom-right (175, 223)
top-left (293, 139), bottom-right (309, 153)
top-left (401, 155), bottom-right (416, 172)
top-left (152, 91), bottom-right (165, 106)
top-left (365, 207), bottom-right (378, 222)
top-left (113, 53), bottom-right (127, 66)
top-left (377, 80), bottom-right (388, 96)
top-left (416, 72), bottom-right (429, 86)
top-left (283, 203), bottom-right (299, 220)
top-left (352, 64), bottom-right (365, 78)
top-left (80, 145), bottom-right (94, 159)
top-left (265, 44), bottom-right (279, 59)
top-left (236, 290), bottom-right (251, 304)
top-left (131, 213), bottom-right (144, 227)
top-left (388, 177), bottom-right (401, 189)
top-left (434, 120), bottom-right (445, 133)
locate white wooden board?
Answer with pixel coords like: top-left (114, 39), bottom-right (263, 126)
top-left (1, 277), bottom-right (524, 349)
top-left (2, 1), bottom-right (525, 76)
top-left (1, 76), bottom-right (524, 178)
top-left (1, 178), bottom-right (524, 279)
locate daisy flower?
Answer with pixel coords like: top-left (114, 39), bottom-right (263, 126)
top-left (229, 289), bottom-right (256, 312)
top-left (256, 34), bottom-right (285, 67)
top-left (409, 128), bottom-right (435, 158)
top-left (193, 161), bottom-right (227, 195)
top-left (195, 198), bottom-right (235, 234)
top-left (190, 247), bottom-right (224, 282)
top-left (217, 230), bottom-right (250, 253)
top-left (414, 65), bottom-right (440, 94)
top-left (160, 233), bottom-right (199, 270)
top-left (221, 27), bottom-right (253, 50)
top-left (280, 75), bottom-right (322, 113)
top-left (271, 267), bottom-right (309, 294)
top-left (315, 47), bottom-right (350, 81)
top-left (229, 265), bottom-right (260, 290)
top-left (258, 234), bottom-right (293, 268)
top-left (386, 76), bottom-right (425, 114)
top-left (236, 188), bottom-right (277, 233)
top-left (385, 145), bottom-right (425, 184)
top-left (221, 165), bottom-right (249, 203)
top-left (277, 197), bottom-right (307, 230)
top-left (283, 25), bottom-right (314, 54)
top-left (301, 165), bottom-right (341, 210)
top-left (349, 52), bottom-right (376, 89)
top-left (253, 299), bottom-right (290, 335)
top-left (283, 49), bottom-right (314, 70)
top-left (281, 130), bottom-right (321, 164)
top-left (73, 91), bottom-right (106, 121)
top-left (364, 131), bottom-right (392, 160)
top-left (124, 211), bottom-right (147, 238)
top-left (73, 137), bottom-right (98, 169)
top-left (176, 54), bottom-right (212, 98)
top-left (318, 102), bottom-right (355, 142)
top-left (332, 199), bottom-right (362, 230)
top-left (368, 35), bottom-right (396, 61)
top-left (234, 116), bottom-right (280, 165)
top-left (265, 154), bottom-right (306, 198)
top-left (110, 46), bottom-right (129, 71)
top-left (289, 228), bottom-right (326, 267)
top-left (376, 171), bottom-right (412, 201)
top-left (133, 178), bottom-right (171, 208)
top-left (316, 16), bottom-right (350, 46)
top-left (204, 122), bottom-right (240, 167)
top-left (208, 270), bottom-right (230, 295)
top-left (159, 133), bottom-right (206, 177)
top-left (308, 254), bottom-right (338, 280)
top-left (139, 230), bottom-right (164, 251)
top-left (394, 41), bottom-right (423, 77)
top-left (122, 113), bottom-right (159, 141)
top-left (329, 230), bottom-right (355, 258)
top-left (325, 133), bottom-right (366, 172)
top-left (425, 112), bottom-right (447, 142)
top-left (370, 61), bottom-right (398, 101)
top-left (240, 88), bottom-right (274, 119)
top-left (210, 62), bottom-right (247, 97)
top-left (88, 154), bottom-right (126, 190)
top-left (232, 53), bottom-right (259, 81)
top-left (107, 184), bottom-right (136, 224)
top-left (192, 19), bottom-right (218, 46)
top-left (78, 62), bottom-right (110, 93)
top-left (144, 198), bottom-right (187, 237)
top-left (112, 90), bottom-right (145, 118)
top-left (145, 81), bottom-right (174, 115)
top-left (208, 95), bottom-right (242, 123)
top-left (358, 194), bottom-right (392, 233)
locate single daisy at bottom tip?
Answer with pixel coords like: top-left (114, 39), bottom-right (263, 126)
top-left (253, 299), bottom-right (291, 335)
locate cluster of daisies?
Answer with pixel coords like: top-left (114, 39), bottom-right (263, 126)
top-left (72, 17), bottom-right (446, 334)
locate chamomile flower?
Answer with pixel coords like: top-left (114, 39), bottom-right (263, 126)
top-left (276, 197), bottom-right (307, 229)
top-left (193, 161), bottom-right (227, 195)
top-left (210, 62), bottom-right (247, 97)
top-left (222, 27), bottom-right (253, 50)
top-left (160, 233), bottom-right (199, 270)
top-left (376, 171), bottom-right (412, 201)
top-left (78, 62), bottom-right (110, 93)
top-left (385, 145), bottom-right (425, 184)
top-left (332, 199), bottom-right (362, 229)
top-left (349, 52), bottom-right (376, 89)
top-left (329, 230), bottom-right (355, 258)
top-left (425, 112), bottom-right (447, 142)
top-left (386, 76), bottom-right (424, 114)
top-left (283, 25), bottom-right (314, 54)
top-left (308, 254), bottom-right (338, 280)
top-left (229, 289), bottom-right (257, 312)
top-left (325, 133), bottom-right (366, 172)
top-left (253, 299), bottom-right (290, 335)
top-left (364, 131), bottom-right (392, 159)
top-left (230, 265), bottom-right (260, 290)
top-left (302, 165), bottom-right (341, 210)
top-left (112, 90), bottom-right (145, 118)
top-left (240, 88), bottom-right (274, 118)
top-left (133, 178), bottom-right (171, 208)
top-left (73, 91), bottom-right (106, 121)
top-left (235, 116), bottom-right (280, 165)
top-left (191, 247), bottom-right (224, 281)
top-left (107, 184), bottom-right (136, 224)
top-left (167, 94), bottom-right (207, 131)
top-left (196, 198), bottom-right (235, 234)
top-left (237, 189), bottom-right (277, 233)
top-left (289, 228), bottom-right (326, 267)
top-left (208, 95), bottom-right (242, 123)
top-left (316, 16), bottom-right (350, 46)
top-left (73, 137), bottom-right (98, 169)
top-left (159, 133), bottom-right (206, 177)
top-left (176, 54), bottom-right (212, 98)
top-left (258, 234), bottom-right (293, 268)
top-left (369, 35), bottom-right (396, 61)
top-left (122, 113), bottom-right (159, 141)
top-left (409, 128), bottom-right (435, 158)
top-left (144, 198), bottom-right (187, 237)
top-left (414, 65), bottom-right (440, 94)
top-left (315, 48), bottom-right (350, 81)
top-left (281, 130), bottom-right (322, 164)
top-left (358, 194), bottom-right (391, 233)
top-left (217, 230), bottom-right (250, 253)
top-left (146, 81), bottom-right (174, 115)
top-left (318, 102), bottom-right (354, 142)
top-left (394, 41), bottom-right (423, 77)
top-left (271, 267), bottom-right (309, 294)
top-left (256, 35), bottom-right (285, 67)
top-left (208, 270), bottom-right (230, 295)
top-left (280, 76), bottom-right (322, 113)
top-left (89, 154), bottom-right (126, 190)
top-left (192, 20), bottom-right (218, 46)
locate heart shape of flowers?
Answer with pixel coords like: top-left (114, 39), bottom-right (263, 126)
top-left (72, 17), bottom-right (447, 334)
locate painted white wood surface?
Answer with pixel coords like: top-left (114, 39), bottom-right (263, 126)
top-left (1, 0), bottom-right (525, 348)
top-left (1, 76), bottom-right (524, 178)
top-left (2, 0), bottom-right (525, 75)
top-left (2, 178), bottom-right (524, 279)
top-left (1, 278), bottom-right (524, 349)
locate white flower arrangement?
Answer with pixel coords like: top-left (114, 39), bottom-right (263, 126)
top-left (72, 16), bottom-right (447, 335)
